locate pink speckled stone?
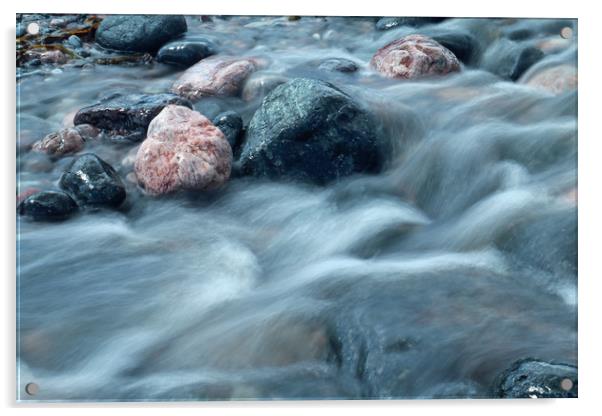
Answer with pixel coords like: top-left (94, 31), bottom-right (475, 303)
top-left (370, 34), bottom-right (461, 80)
top-left (171, 56), bottom-right (257, 100)
top-left (134, 105), bottom-right (232, 195)
top-left (32, 128), bottom-right (84, 156)
top-left (521, 65), bottom-right (577, 95)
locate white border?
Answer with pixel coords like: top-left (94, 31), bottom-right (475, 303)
top-left (3, 1), bottom-right (600, 415)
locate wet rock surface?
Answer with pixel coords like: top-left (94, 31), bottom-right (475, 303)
top-left (157, 39), bottom-right (216, 68)
top-left (17, 190), bottom-right (78, 221)
top-left (95, 15), bottom-right (187, 53)
top-left (520, 64), bottom-right (577, 95)
top-left (59, 153), bottom-right (126, 208)
top-left (32, 127), bottom-right (86, 157)
top-left (212, 111), bottom-right (243, 151)
top-left (73, 93), bottom-right (193, 142)
top-left (239, 78), bottom-right (383, 184)
top-left (317, 58), bottom-right (359, 73)
top-left (375, 17), bottom-right (447, 31)
top-left (370, 34), bottom-right (461, 80)
top-left (135, 105), bottom-right (232, 195)
top-left (493, 359), bottom-right (577, 398)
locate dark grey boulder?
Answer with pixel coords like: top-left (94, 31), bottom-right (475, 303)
top-left (318, 58), bottom-right (359, 73)
top-left (239, 78), bottom-right (383, 184)
top-left (95, 15), bottom-right (187, 53)
top-left (212, 111), bottom-right (243, 151)
top-left (157, 40), bottom-right (216, 68)
top-left (432, 32), bottom-right (480, 65)
top-left (59, 154), bottom-right (126, 208)
top-left (18, 190), bottom-right (78, 221)
top-left (375, 17), bottom-right (447, 31)
top-left (73, 93), bottom-right (192, 142)
top-left (485, 44), bottom-right (545, 81)
top-left (493, 359), bottom-right (577, 398)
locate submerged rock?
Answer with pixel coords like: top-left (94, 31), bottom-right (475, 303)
top-left (239, 78), bottom-right (383, 184)
top-left (489, 45), bottom-right (544, 81)
top-left (432, 32), bottom-right (479, 65)
top-left (370, 34), bottom-right (461, 80)
top-left (212, 111), bottom-right (243, 150)
top-left (520, 64), bottom-right (577, 95)
top-left (135, 105), bottom-right (232, 195)
top-left (32, 127), bottom-right (85, 157)
top-left (493, 359), bottom-right (577, 398)
top-left (95, 15), bottom-right (187, 53)
top-left (18, 190), bottom-right (78, 221)
top-left (375, 17), bottom-right (446, 31)
top-left (157, 40), bottom-right (216, 68)
top-left (241, 72), bottom-right (288, 102)
top-left (59, 153), bottom-right (126, 208)
top-left (73, 93), bottom-right (192, 142)
top-left (318, 58), bottom-right (359, 73)
top-left (171, 56), bottom-right (258, 100)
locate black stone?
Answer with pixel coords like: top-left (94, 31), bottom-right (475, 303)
top-left (95, 15), bottom-right (187, 53)
top-left (18, 190), bottom-right (78, 221)
top-left (239, 78), bottom-right (383, 184)
top-left (493, 359), bottom-right (577, 398)
top-left (375, 17), bottom-right (447, 31)
top-left (157, 40), bottom-right (216, 68)
top-left (73, 93), bottom-right (193, 142)
top-left (59, 154), bottom-right (126, 208)
top-left (511, 47), bottom-right (545, 81)
top-left (318, 58), bottom-right (359, 73)
top-left (212, 111), bottom-right (243, 151)
top-left (488, 45), bottom-right (544, 81)
top-left (432, 32), bottom-right (479, 65)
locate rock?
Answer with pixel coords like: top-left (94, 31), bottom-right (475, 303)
top-left (171, 56), bottom-right (258, 100)
top-left (17, 188), bottom-right (42, 205)
top-left (370, 34), bottom-right (461, 80)
top-left (59, 154), bottom-right (126, 208)
top-left (95, 15), bottom-right (187, 53)
top-left (32, 127), bottom-right (85, 157)
top-left (241, 72), bottom-right (288, 101)
top-left (157, 40), bottom-right (216, 68)
top-left (39, 50), bottom-right (67, 64)
top-left (17, 190), bottom-right (78, 221)
top-left (432, 32), bottom-right (479, 65)
top-left (212, 111), bottom-right (243, 150)
top-left (318, 58), bottom-right (359, 73)
top-left (520, 64), bottom-right (577, 95)
top-left (239, 78), bottom-right (383, 184)
top-left (375, 17), bottom-right (446, 31)
top-left (67, 34), bottom-right (82, 48)
top-left (135, 105), bottom-right (232, 195)
top-left (74, 123), bottom-right (101, 140)
top-left (73, 93), bottom-right (192, 142)
top-left (491, 46), bottom-right (544, 81)
top-left (494, 359), bottom-right (577, 398)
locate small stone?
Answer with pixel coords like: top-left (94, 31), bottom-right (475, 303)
top-left (375, 17), bottom-right (446, 31)
top-left (40, 50), bottom-right (67, 64)
top-left (171, 56), bottom-right (258, 101)
top-left (157, 40), bottom-right (216, 68)
top-left (241, 72), bottom-right (288, 101)
top-left (370, 34), bottom-right (461, 80)
top-left (135, 105), bottom-right (232, 195)
top-left (494, 359), bottom-right (577, 398)
top-left (17, 190), bottom-right (78, 221)
top-left (59, 154), bottom-right (126, 208)
top-left (212, 111), bottom-right (243, 150)
top-left (32, 128), bottom-right (84, 157)
top-left (318, 58), bottom-right (359, 73)
top-left (67, 34), bottom-right (82, 48)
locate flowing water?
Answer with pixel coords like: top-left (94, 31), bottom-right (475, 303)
top-left (17, 16), bottom-right (577, 400)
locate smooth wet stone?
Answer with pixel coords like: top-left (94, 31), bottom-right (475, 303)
top-left (135, 105), bottom-right (232, 195)
top-left (73, 93), bottom-right (193, 142)
top-left (432, 32), bottom-right (479, 65)
top-left (157, 40), bottom-right (216, 68)
top-left (490, 46), bottom-right (544, 81)
top-left (318, 58), bottom-right (359, 73)
top-left (18, 190), bottom-right (78, 221)
top-left (40, 50), bottom-right (67, 64)
top-left (32, 127), bottom-right (84, 157)
top-left (67, 34), bottom-right (82, 48)
top-left (370, 34), bottom-right (461, 80)
top-left (59, 153), bottom-right (126, 208)
top-left (239, 78), bottom-right (383, 184)
top-left (95, 15), bottom-right (187, 53)
top-left (171, 56), bottom-right (258, 100)
top-left (375, 17), bottom-right (446, 31)
top-left (520, 64), bottom-right (577, 95)
top-left (212, 111), bottom-right (243, 150)
top-left (494, 359), bottom-right (577, 398)
top-left (241, 72), bottom-right (288, 101)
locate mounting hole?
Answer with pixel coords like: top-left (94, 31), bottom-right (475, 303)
top-left (560, 27), bottom-right (573, 40)
top-left (560, 378), bottom-right (574, 391)
top-left (26, 22), bottom-right (40, 36)
top-left (25, 382), bottom-right (39, 396)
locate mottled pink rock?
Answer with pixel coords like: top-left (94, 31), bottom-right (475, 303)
top-left (370, 34), bottom-right (461, 80)
top-left (135, 105), bottom-right (232, 195)
top-left (520, 64), bottom-right (577, 95)
top-left (32, 128), bottom-right (84, 156)
top-left (171, 56), bottom-right (258, 100)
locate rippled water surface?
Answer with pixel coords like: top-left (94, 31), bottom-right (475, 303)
top-left (17, 16), bottom-right (577, 400)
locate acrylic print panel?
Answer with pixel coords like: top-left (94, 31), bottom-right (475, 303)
top-left (16, 14), bottom-right (577, 401)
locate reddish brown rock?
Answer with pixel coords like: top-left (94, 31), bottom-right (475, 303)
top-left (32, 128), bottom-right (85, 156)
top-left (134, 105), bottom-right (232, 195)
top-left (370, 34), bottom-right (461, 80)
top-left (520, 64), bottom-right (577, 95)
top-left (171, 56), bottom-right (258, 100)
top-left (40, 50), bottom-right (67, 65)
